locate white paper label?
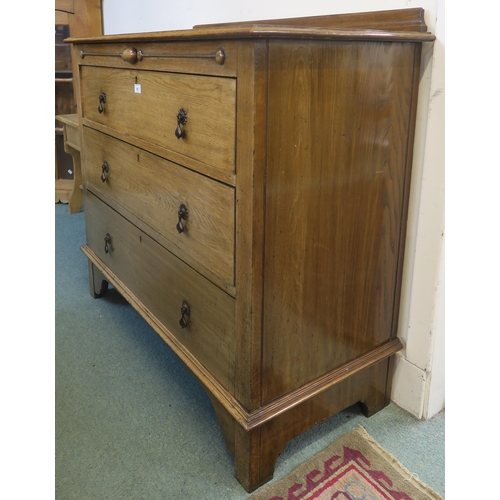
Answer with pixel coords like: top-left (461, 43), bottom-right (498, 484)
top-left (68, 169), bottom-right (73, 175)
top-left (134, 84), bottom-right (141, 94)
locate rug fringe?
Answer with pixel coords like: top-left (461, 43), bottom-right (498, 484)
top-left (353, 426), bottom-right (444, 500)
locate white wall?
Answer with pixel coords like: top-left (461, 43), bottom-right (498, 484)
top-left (101, 0), bottom-right (445, 420)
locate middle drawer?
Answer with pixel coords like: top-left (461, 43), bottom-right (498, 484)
top-left (84, 127), bottom-right (235, 292)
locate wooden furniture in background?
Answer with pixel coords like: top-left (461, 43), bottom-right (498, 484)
top-left (55, 0), bottom-right (102, 206)
top-left (68, 9), bottom-right (434, 492)
top-left (55, 114), bottom-right (83, 214)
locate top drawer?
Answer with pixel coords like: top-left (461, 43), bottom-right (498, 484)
top-left (80, 65), bottom-right (236, 175)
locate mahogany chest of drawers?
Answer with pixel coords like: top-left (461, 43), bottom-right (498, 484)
top-left (68, 8), bottom-right (434, 492)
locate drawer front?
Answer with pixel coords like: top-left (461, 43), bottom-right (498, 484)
top-left (85, 191), bottom-right (236, 392)
top-left (84, 127), bottom-right (235, 291)
top-left (81, 65), bottom-right (236, 175)
top-left (77, 41), bottom-right (238, 78)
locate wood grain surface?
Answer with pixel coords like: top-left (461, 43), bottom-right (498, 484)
top-left (233, 40), bottom-right (268, 412)
top-left (261, 40), bottom-right (415, 404)
top-left (80, 65), bottom-right (236, 175)
top-left (84, 127), bottom-right (235, 292)
top-left (85, 191), bottom-right (236, 392)
top-left (196, 7), bottom-right (428, 33)
top-left (73, 9), bottom-right (432, 491)
top-left (66, 7), bottom-right (434, 45)
top-left (77, 40), bottom-right (238, 77)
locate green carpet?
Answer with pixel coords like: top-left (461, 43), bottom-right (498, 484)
top-left (55, 203), bottom-right (445, 499)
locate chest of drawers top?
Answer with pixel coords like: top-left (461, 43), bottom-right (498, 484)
top-left (69, 8), bottom-right (433, 186)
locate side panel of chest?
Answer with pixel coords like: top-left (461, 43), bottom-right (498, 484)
top-left (261, 40), bottom-right (417, 403)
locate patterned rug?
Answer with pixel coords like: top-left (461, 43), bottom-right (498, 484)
top-left (250, 427), bottom-right (443, 500)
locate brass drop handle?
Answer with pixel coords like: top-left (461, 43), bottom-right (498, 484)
top-left (175, 108), bottom-right (187, 139)
top-left (176, 204), bottom-right (188, 233)
top-left (104, 233), bottom-right (112, 254)
top-left (98, 91), bottom-right (106, 113)
top-left (179, 300), bottom-right (191, 328)
top-left (101, 161), bottom-right (109, 182)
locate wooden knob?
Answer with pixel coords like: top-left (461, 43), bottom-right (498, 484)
top-left (121, 47), bottom-right (143, 64)
top-left (215, 48), bottom-right (225, 65)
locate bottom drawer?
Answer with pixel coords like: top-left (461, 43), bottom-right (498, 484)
top-left (85, 191), bottom-right (236, 393)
